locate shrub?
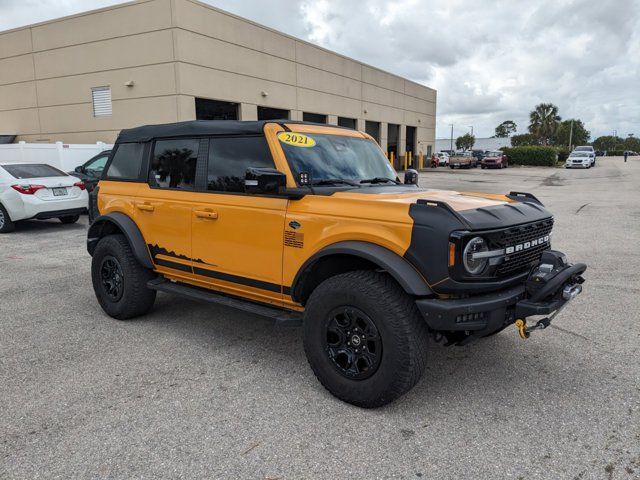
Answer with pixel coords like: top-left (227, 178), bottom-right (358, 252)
top-left (501, 146), bottom-right (558, 166)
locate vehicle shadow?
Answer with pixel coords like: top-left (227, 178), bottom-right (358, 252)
top-left (133, 292), bottom-right (579, 411)
top-left (11, 218), bottom-right (88, 234)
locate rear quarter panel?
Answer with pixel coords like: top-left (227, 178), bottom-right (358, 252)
top-left (96, 180), bottom-right (141, 220)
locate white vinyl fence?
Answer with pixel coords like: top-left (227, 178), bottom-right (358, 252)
top-left (0, 141), bottom-right (113, 172)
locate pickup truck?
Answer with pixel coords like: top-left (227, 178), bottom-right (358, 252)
top-left (449, 153), bottom-right (478, 169)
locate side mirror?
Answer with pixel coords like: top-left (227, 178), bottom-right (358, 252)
top-left (75, 165), bottom-right (84, 173)
top-left (404, 169), bottom-right (419, 185)
top-left (245, 167), bottom-right (286, 194)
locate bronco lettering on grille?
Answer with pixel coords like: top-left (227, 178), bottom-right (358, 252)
top-left (505, 235), bottom-right (550, 255)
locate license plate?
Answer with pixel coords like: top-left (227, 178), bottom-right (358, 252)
top-left (52, 188), bottom-right (67, 196)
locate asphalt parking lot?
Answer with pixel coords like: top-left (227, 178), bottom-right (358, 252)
top-left (1, 157), bottom-right (639, 479)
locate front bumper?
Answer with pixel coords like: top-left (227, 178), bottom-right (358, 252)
top-left (565, 162), bottom-right (590, 168)
top-left (416, 251), bottom-right (586, 343)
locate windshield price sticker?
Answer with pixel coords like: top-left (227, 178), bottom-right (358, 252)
top-left (277, 132), bottom-right (316, 148)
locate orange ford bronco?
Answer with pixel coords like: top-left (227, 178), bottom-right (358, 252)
top-left (87, 120), bottom-right (586, 407)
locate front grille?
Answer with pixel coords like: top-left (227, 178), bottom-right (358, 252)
top-left (492, 219), bottom-right (554, 276)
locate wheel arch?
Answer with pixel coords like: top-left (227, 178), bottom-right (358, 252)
top-left (0, 197), bottom-right (16, 221)
top-left (87, 212), bottom-right (153, 269)
top-left (290, 241), bottom-right (432, 304)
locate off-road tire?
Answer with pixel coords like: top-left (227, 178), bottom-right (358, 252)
top-left (91, 234), bottom-right (156, 320)
top-left (0, 203), bottom-right (15, 233)
top-left (303, 270), bottom-right (429, 408)
top-left (59, 214), bottom-right (80, 224)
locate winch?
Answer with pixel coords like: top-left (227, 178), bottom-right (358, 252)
top-left (514, 250), bottom-right (586, 339)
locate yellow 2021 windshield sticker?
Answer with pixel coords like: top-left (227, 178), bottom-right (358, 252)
top-left (277, 132), bottom-right (316, 148)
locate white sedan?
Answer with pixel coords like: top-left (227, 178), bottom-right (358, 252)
top-left (0, 163), bottom-right (88, 233)
top-left (565, 152), bottom-right (594, 169)
top-left (436, 152), bottom-right (450, 166)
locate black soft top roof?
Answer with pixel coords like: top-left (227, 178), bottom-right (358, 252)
top-left (116, 120), bottom-right (348, 143)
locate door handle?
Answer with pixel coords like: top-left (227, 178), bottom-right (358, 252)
top-left (194, 210), bottom-right (218, 220)
top-left (136, 203), bottom-right (155, 212)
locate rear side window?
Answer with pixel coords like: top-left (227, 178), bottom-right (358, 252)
top-left (149, 139), bottom-right (199, 190)
top-left (2, 164), bottom-right (67, 179)
top-left (105, 143), bottom-right (144, 180)
top-left (207, 136), bottom-right (274, 192)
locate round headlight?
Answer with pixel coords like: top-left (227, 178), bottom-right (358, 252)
top-left (463, 236), bottom-right (489, 275)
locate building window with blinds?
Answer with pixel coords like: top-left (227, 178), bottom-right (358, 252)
top-left (91, 86), bottom-right (112, 117)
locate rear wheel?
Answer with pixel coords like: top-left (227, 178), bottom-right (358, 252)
top-left (0, 204), bottom-right (15, 233)
top-left (91, 234), bottom-right (156, 320)
top-left (303, 270), bottom-right (429, 408)
top-left (59, 214), bottom-right (80, 224)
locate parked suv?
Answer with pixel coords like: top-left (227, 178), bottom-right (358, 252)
top-left (87, 121), bottom-right (586, 407)
top-left (69, 150), bottom-right (111, 193)
top-left (481, 151), bottom-right (508, 169)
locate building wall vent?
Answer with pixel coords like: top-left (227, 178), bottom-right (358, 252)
top-left (92, 86), bottom-right (112, 117)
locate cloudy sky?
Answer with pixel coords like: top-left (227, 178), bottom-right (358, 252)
top-left (2, 0), bottom-right (638, 139)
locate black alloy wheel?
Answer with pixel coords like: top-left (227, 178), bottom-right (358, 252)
top-left (100, 256), bottom-right (124, 301)
top-left (324, 306), bottom-right (382, 380)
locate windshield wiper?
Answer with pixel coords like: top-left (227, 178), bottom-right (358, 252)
top-left (359, 177), bottom-right (401, 185)
top-left (311, 179), bottom-right (360, 186)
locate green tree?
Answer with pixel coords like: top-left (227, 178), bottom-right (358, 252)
top-left (623, 135), bottom-right (640, 152)
top-left (511, 133), bottom-right (538, 146)
top-left (528, 103), bottom-right (561, 145)
top-left (592, 135), bottom-right (624, 151)
top-left (455, 133), bottom-right (475, 151)
top-left (495, 120), bottom-right (517, 138)
top-left (554, 119), bottom-right (590, 147)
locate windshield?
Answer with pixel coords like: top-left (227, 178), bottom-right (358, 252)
top-left (571, 152), bottom-right (589, 157)
top-left (279, 133), bottom-right (396, 184)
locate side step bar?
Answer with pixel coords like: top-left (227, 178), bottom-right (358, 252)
top-left (147, 278), bottom-right (302, 326)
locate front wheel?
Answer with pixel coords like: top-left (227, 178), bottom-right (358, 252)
top-left (91, 234), bottom-right (156, 320)
top-left (303, 270), bottom-right (429, 408)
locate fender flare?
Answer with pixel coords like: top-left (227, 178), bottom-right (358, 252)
top-left (87, 212), bottom-right (153, 269)
top-left (291, 241), bottom-right (432, 302)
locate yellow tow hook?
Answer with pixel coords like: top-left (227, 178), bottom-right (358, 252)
top-left (515, 319), bottom-right (530, 339)
top-left (515, 317), bottom-right (552, 339)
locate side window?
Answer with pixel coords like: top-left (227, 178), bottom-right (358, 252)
top-left (105, 143), bottom-right (144, 180)
top-left (149, 138), bottom-right (200, 190)
top-left (207, 136), bottom-right (274, 192)
top-left (86, 154), bottom-right (109, 175)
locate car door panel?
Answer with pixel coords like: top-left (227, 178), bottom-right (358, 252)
top-left (134, 138), bottom-right (201, 276)
top-left (189, 135), bottom-right (287, 306)
top-left (191, 193), bottom-right (287, 306)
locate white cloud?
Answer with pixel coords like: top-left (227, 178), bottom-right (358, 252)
top-left (1, 0), bottom-right (638, 139)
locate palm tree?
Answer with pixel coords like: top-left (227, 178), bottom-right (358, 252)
top-left (528, 103), bottom-right (561, 145)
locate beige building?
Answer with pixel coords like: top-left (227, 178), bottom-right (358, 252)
top-left (0, 0), bottom-right (436, 165)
